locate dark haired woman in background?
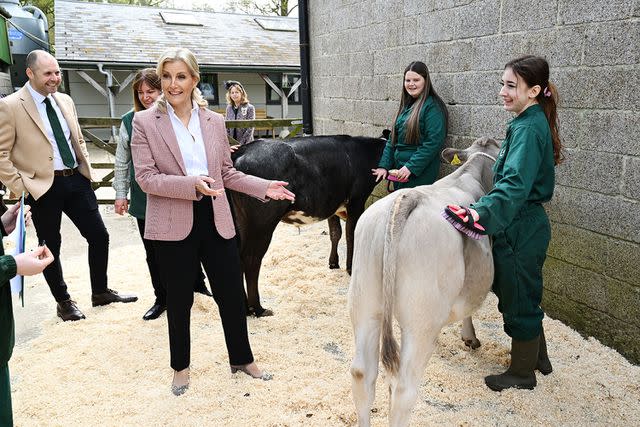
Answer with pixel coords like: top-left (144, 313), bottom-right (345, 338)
top-left (448, 55), bottom-right (563, 391)
top-left (372, 61), bottom-right (448, 188)
top-left (113, 68), bottom-right (210, 322)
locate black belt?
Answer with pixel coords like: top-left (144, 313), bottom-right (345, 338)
top-left (54, 168), bottom-right (77, 177)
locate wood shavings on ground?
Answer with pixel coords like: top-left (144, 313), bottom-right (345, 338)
top-left (9, 210), bottom-right (640, 426)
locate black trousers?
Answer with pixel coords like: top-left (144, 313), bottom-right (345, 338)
top-left (153, 197), bottom-right (253, 371)
top-left (136, 218), bottom-right (207, 306)
top-left (27, 173), bottom-right (109, 302)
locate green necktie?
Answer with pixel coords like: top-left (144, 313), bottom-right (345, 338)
top-left (43, 97), bottom-right (75, 168)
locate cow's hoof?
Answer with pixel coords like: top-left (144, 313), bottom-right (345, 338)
top-left (346, 268), bottom-right (352, 276)
top-left (248, 306), bottom-right (274, 317)
top-left (329, 263), bottom-right (340, 269)
top-left (463, 338), bottom-right (481, 349)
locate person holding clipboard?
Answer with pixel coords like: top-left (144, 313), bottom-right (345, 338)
top-left (1, 200), bottom-right (54, 425)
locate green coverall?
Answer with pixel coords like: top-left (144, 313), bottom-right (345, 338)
top-left (471, 104), bottom-right (555, 341)
top-left (378, 95), bottom-right (446, 189)
top-left (0, 224), bottom-right (18, 426)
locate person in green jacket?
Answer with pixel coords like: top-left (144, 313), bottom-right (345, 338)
top-left (113, 69), bottom-right (211, 322)
top-left (1, 201), bottom-right (54, 425)
top-left (372, 61), bottom-right (448, 189)
top-left (448, 55), bottom-right (564, 391)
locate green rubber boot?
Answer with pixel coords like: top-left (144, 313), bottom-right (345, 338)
top-left (536, 328), bottom-right (553, 375)
top-left (485, 336), bottom-right (539, 392)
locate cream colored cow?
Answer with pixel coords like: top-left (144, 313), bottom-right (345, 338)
top-left (349, 138), bottom-right (500, 427)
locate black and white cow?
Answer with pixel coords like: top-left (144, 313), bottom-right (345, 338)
top-left (230, 135), bottom-right (385, 316)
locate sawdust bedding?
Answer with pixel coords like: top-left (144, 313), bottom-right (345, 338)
top-left (9, 212), bottom-right (640, 426)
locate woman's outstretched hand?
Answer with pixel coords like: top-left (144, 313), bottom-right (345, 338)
top-left (195, 176), bottom-right (225, 198)
top-left (266, 181), bottom-right (295, 202)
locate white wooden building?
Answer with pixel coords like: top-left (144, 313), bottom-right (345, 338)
top-left (54, 0), bottom-right (302, 120)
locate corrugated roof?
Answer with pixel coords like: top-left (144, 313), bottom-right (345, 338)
top-left (54, 0), bottom-right (300, 71)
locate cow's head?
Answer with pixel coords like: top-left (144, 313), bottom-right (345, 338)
top-left (440, 137), bottom-right (500, 166)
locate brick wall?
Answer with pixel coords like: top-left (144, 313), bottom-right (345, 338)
top-left (307, 0), bottom-right (640, 363)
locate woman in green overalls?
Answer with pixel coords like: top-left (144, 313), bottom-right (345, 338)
top-left (1, 202), bottom-right (54, 425)
top-left (449, 55), bottom-right (564, 391)
top-left (113, 69), bottom-right (210, 322)
top-left (372, 61), bottom-right (447, 188)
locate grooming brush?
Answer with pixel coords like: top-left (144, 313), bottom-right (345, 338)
top-left (386, 174), bottom-right (409, 183)
top-left (442, 205), bottom-right (486, 240)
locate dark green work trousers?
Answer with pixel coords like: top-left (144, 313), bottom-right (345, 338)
top-left (492, 204), bottom-right (550, 341)
top-left (0, 363), bottom-right (11, 426)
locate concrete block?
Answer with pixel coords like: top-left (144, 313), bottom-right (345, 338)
top-left (433, 73), bottom-right (455, 105)
top-left (470, 34), bottom-right (528, 71)
top-left (543, 288), bottom-right (640, 364)
top-left (621, 156), bottom-right (640, 200)
top-left (554, 67), bottom-right (640, 111)
top-left (572, 110), bottom-right (640, 156)
top-left (501, 0), bottom-right (557, 32)
top-left (548, 186), bottom-right (640, 244)
top-left (403, 0), bottom-right (436, 15)
top-left (452, 71), bottom-right (502, 105)
top-left (547, 223), bottom-right (609, 274)
top-left (454, 0), bottom-right (501, 39)
top-left (555, 148), bottom-right (624, 195)
top-left (447, 104), bottom-right (510, 138)
top-left (556, 109), bottom-right (580, 149)
top-left (605, 238), bottom-right (640, 284)
top-left (371, 100), bottom-right (397, 127)
top-left (583, 21), bottom-right (640, 66)
top-left (422, 40), bottom-right (474, 73)
top-left (521, 26), bottom-right (586, 67)
top-left (543, 258), bottom-right (640, 326)
top-left (401, 17), bottom-right (418, 46)
top-left (558, 0), bottom-right (634, 24)
top-left (416, 8), bottom-right (455, 42)
top-left (348, 52), bottom-right (374, 77)
top-left (373, 47), bottom-right (406, 75)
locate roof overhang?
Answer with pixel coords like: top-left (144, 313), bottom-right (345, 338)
top-left (58, 60), bottom-right (301, 74)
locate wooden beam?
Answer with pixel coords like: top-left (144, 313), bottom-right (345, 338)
top-left (117, 72), bottom-right (136, 95)
top-left (77, 71), bottom-right (107, 98)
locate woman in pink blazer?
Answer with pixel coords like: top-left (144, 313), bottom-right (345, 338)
top-left (131, 48), bottom-right (294, 396)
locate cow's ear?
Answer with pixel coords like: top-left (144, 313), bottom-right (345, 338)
top-left (441, 147), bottom-right (461, 164)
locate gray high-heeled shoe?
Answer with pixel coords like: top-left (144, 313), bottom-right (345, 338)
top-left (171, 383), bottom-right (189, 396)
top-left (230, 364), bottom-right (273, 381)
top-left (171, 370), bottom-right (190, 396)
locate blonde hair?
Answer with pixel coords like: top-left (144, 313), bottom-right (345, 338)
top-left (155, 48), bottom-right (208, 113)
top-left (225, 83), bottom-right (250, 106)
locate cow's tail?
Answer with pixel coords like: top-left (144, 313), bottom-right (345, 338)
top-left (381, 191), bottom-right (421, 375)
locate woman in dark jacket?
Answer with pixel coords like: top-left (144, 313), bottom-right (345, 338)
top-left (372, 61), bottom-right (448, 189)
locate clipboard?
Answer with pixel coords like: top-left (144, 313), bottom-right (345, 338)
top-left (9, 192), bottom-right (26, 306)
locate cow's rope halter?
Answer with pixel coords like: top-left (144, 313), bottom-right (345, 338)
top-left (471, 152), bottom-right (497, 163)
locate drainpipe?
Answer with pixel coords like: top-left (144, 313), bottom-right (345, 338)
top-left (96, 63), bottom-right (117, 137)
top-left (298, 0), bottom-right (313, 135)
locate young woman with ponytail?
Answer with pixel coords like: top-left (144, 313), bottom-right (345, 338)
top-left (447, 55), bottom-right (563, 392)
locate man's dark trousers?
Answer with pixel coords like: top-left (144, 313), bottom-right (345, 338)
top-left (27, 172), bottom-right (109, 302)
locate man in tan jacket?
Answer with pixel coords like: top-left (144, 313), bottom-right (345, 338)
top-left (0, 50), bottom-right (137, 321)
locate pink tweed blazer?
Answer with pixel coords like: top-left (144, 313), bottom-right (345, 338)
top-left (130, 106), bottom-right (270, 241)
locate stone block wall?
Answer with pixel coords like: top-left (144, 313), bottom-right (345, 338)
top-left (307, 0), bottom-right (640, 363)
